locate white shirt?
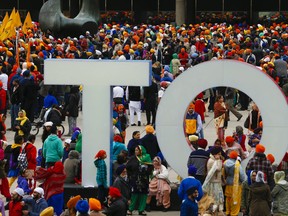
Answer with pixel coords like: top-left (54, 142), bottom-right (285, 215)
top-left (0, 73), bottom-right (8, 90)
top-left (113, 86), bottom-right (124, 98)
top-left (158, 87), bottom-right (166, 99)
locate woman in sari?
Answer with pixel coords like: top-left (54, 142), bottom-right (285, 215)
top-left (126, 145), bottom-right (152, 215)
top-left (146, 156), bottom-right (171, 212)
top-left (202, 147), bottom-right (224, 215)
top-left (214, 95), bottom-right (228, 145)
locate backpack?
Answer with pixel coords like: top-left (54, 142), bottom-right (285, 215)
top-left (9, 152), bottom-right (18, 169)
top-left (17, 144), bottom-right (28, 172)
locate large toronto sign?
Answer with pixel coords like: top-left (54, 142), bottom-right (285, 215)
top-left (45, 59), bottom-right (288, 184)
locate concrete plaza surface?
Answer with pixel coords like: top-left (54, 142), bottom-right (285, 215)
top-left (2, 106), bottom-right (249, 215)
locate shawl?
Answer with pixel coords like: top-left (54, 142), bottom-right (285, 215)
top-left (136, 145), bottom-right (152, 165)
top-left (232, 160), bottom-right (240, 204)
top-left (202, 155), bottom-right (221, 190)
top-left (34, 162), bottom-right (66, 200)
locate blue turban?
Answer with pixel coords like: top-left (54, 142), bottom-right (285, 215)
top-left (188, 165), bottom-right (197, 176)
top-left (75, 200), bottom-right (89, 214)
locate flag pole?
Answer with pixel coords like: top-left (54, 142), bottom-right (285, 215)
top-left (15, 27), bottom-right (20, 67)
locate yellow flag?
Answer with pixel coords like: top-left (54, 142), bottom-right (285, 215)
top-left (0, 12), bottom-right (9, 35)
top-left (0, 8), bottom-right (16, 41)
top-left (15, 10), bottom-right (22, 28)
top-left (22, 11), bottom-right (33, 34)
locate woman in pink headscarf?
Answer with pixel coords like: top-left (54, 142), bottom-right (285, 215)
top-left (146, 156), bottom-right (171, 212)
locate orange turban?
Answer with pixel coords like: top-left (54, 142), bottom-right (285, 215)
top-left (189, 103), bottom-right (195, 109)
top-left (124, 45), bottom-right (130, 52)
top-left (266, 154), bottom-right (275, 164)
top-left (89, 198), bottom-right (101, 211)
top-left (255, 144), bottom-right (265, 153)
top-left (225, 136), bottom-right (234, 143)
top-left (67, 195), bottom-right (81, 209)
top-left (259, 121), bottom-right (263, 128)
top-left (95, 150), bottom-right (106, 158)
top-left (117, 50), bottom-right (124, 56)
top-left (229, 151), bottom-right (238, 159)
top-left (145, 125), bottom-right (154, 134)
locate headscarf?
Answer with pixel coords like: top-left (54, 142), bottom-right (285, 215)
top-left (15, 110), bottom-right (28, 136)
top-left (274, 171), bottom-right (287, 185)
top-left (152, 156), bottom-right (162, 169)
top-left (247, 170), bottom-right (256, 185)
top-left (75, 133), bottom-right (82, 153)
top-left (256, 171), bottom-right (265, 183)
top-left (236, 126), bottom-right (243, 135)
top-left (136, 145), bottom-right (152, 164)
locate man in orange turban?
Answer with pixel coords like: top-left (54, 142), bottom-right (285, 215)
top-left (185, 103), bottom-right (203, 138)
top-left (223, 150), bottom-right (246, 216)
top-left (246, 143), bottom-right (274, 189)
top-left (225, 136), bottom-right (246, 160)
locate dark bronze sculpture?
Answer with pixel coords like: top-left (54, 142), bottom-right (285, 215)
top-left (39, 0), bottom-right (99, 37)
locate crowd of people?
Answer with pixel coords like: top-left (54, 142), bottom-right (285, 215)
top-left (0, 11), bottom-right (287, 215)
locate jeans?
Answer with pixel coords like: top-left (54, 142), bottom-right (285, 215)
top-left (10, 104), bottom-right (20, 128)
top-left (68, 116), bottom-right (77, 135)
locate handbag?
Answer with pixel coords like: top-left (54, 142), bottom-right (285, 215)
top-left (17, 144), bottom-right (28, 172)
top-left (214, 114), bottom-right (225, 128)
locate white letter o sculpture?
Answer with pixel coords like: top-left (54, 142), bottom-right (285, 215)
top-left (156, 60), bottom-right (288, 178)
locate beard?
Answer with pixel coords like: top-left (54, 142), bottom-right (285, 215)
top-left (33, 194), bottom-right (40, 200)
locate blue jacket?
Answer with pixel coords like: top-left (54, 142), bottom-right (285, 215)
top-left (94, 159), bottom-right (107, 187)
top-left (224, 158), bottom-right (246, 185)
top-left (180, 198), bottom-right (198, 216)
top-left (44, 94), bottom-right (58, 108)
top-left (112, 142), bottom-right (128, 161)
top-left (178, 176), bottom-right (203, 201)
top-left (23, 197), bottom-right (48, 216)
top-left (17, 176), bottom-right (31, 195)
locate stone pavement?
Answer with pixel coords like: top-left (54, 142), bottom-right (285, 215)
top-left (2, 106), bottom-right (249, 215)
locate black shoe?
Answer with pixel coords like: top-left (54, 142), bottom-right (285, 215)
top-left (146, 205), bottom-right (151, 212)
top-left (138, 211), bottom-right (147, 215)
top-left (138, 121), bottom-right (141, 126)
top-left (237, 116), bottom-right (243, 121)
top-left (131, 124), bottom-right (136, 126)
top-left (162, 207), bottom-right (169, 212)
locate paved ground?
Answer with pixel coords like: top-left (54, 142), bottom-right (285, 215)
top-left (2, 104), bottom-right (249, 215)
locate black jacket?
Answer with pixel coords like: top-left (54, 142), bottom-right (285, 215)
top-left (127, 86), bottom-right (141, 101)
top-left (65, 87), bottom-right (80, 117)
top-left (47, 109), bottom-right (62, 126)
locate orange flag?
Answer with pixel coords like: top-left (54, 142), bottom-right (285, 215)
top-left (22, 11), bottom-right (33, 34)
top-left (0, 12), bottom-right (9, 35)
top-left (15, 10), bottom-right (22, 28)
top-left (0, 8), bottom-right (16, 41)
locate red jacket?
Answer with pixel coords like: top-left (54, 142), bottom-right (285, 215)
top-left (0, 89), bottom-right (6, 112)
top-left (9, 200), bottom-right (23, 216)
top-left (34, 162), bottom-right (66, 200)
top-left (22, 142), bottom-right (37, 170)
top-left (195, 99), bottom-right (206, 121)
top-left (195, 41), bottom-right (206, 53)
top-left (178, 52), bottom-right (189, 66)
